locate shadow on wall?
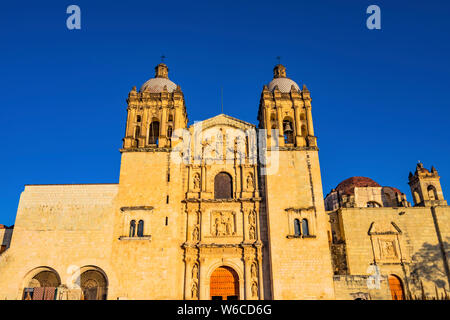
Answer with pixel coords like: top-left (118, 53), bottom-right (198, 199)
top-left (409, 238), bottom-right (450, 298)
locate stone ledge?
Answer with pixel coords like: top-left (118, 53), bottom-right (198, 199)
top-left (118, 236), bottom-right (151, 241)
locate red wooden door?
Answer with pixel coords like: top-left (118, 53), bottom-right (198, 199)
top-left (210, 266), bottom-right (239, 300)
top-left (388, 275), bottom-right (404, 300)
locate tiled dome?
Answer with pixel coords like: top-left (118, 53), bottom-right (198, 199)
top-left (268, 64), bottom-right (300, 93)
top-left (268, 77), bottom-right (300, 93)
top-left (335, 177), bottom-right (381, 195)
top-left (140, 63), bottom-right (177, 93)
top-left (140, 77), bottom-right (177, 93)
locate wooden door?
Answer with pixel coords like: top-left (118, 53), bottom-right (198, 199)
top-left (388, 275), bottom-right (404, 300)
top-left (210, 266), bottom-right (239, 300)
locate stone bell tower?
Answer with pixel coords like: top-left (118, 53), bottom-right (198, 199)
top-left (122, 63), bottom-right (188, 149)
top-left (408, 163), bottom-right (447, 206)
top-left (257, 64), bottom-right (335, 299)
top-left (257, 64), bottom-right (317, 149)
top-left (111, 63), bottom-right (189, 299)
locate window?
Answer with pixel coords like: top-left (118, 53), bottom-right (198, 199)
top-left (137, 220), bottom-right (144, 237)
top-left (283, 119), bottom-right (294, 144)
top-left (294, 219), bottom-right (301, 236)
top-left (214, 172), bottom-right (233, 199)
top-left (427, 185), bottom-right (437, 200)
top-left (302, 219), bottom-right (309, 236)
top-left (167, 126), bottom-right (173, 139)
top-left (129, 220), bottom-right (136, 237)
top-left (136, 115), bottom-right (141, 123)
top-left (367, 201), bottom-right (381, 208)
top-left (149, 121), bottom-right (160, 145)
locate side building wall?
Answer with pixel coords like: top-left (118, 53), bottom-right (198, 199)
top-left (0, 184), bottom-right (118, 300)
top-left (330, 206), bottom-right (450, 300)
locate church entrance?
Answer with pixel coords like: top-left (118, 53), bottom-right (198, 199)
top-left (388, 275), bottom-right (404, 300)
top-left (210, 266), bottom-right (239, 300)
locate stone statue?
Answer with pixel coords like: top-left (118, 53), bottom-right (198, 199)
top-left (247, 174), bottom-right (254, 190)
top-left (251, 263), bottom-right (257, 279)
top-left (193, 174), bottom-right (200, 190)
top-left (249, 226), bottom-right (256, 240)
top-left (251, 281), bottom-right (258, 297)
top-left (192, 264), bottom-right (199, 280)
top-left (192, 226), bottom-right (199, 241)
top-left (191, 282), bottom-right (198, 299)
top-left (248, 211), bottom-right (256, 225)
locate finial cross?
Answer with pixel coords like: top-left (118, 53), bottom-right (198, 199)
top-left (161, 55), bottom-right (166, 63)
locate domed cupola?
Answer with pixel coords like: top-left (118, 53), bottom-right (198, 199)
top-left (267, 64), bottom-right (300, 93)
top-left (140, 63), bottom-right (178, 93)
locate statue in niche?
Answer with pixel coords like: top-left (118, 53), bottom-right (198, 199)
top-left (251, 263), bottom-right (258, 279)
top-left (251, 281), bottom-right (258, 298)
top-left (248, 210), bottom-right (256, 225)
top-left (246, 174), bottom-right (254, 190)
top-left (193, 174), bottom-right (200, 190)
top-left (249, 226), bottom-right (256, 240)
top-left (191, 282), bottom-right (198, 299)
top-left (192, 263), bottom-right (199, 280)
top-left (192, 226), bottom-right (199, 241)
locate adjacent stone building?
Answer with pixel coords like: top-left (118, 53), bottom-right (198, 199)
top-left (0, 63), bottom-right (448, 300)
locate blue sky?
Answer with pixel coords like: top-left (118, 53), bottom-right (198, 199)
top-left (0, 0), bottom-right (449, 225)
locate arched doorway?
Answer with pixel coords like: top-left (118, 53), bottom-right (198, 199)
top-left (388, 275), bottom-right (404, 300)
top-left (210, 266), bottom-right (239, 300)
top-left (78, 268), bottom-right (108, 300)
top-left (22, 267), bottom-right (61, 300)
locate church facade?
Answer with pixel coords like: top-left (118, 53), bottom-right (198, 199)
top-left (0, 63), bottom-right (448, 300)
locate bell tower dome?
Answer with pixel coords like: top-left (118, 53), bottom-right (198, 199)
top-left (122, 63), bottom-right (188, 150)
top-left (257, 64), bottom-right (316, 149)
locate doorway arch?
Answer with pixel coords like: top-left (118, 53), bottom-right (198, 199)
top-left (388, 274), bottom-right (404, 300)
top-left (210, 266), bottom-right (239, 300)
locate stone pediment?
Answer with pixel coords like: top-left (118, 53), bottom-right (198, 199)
top-left (189, 114), bottom-right (255, 132)
top-left (368, 221), bottom-right (402, 235)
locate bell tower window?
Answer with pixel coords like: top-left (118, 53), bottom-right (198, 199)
top-left (149, 121), bottom-right (160, 145)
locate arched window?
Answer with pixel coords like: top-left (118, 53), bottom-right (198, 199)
top-left (167, 126), bottom-right (173, 139)
top-left (294, 219), bottom-right (301, 236)
top-left (136, 115), bottom-right (141, 123)
top-left (148, 121), bottom-right (160, 145)
top-left (129, 220), bottom-right (136, 237)
top-left (137, 220), bottom-right (144, 237)
top-left (302, 219), bottom-right (309, 236)
top-left (427, 185), bottom-right (437, 201)
top-left (283, 119), bottom-right (294, 144)
top-left (367, 201), bottom-right (381, 208)
top-left (214, 172), bottom-right (233, 199)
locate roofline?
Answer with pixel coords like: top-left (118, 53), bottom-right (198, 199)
top-left (24, 183), bottom-right (118, 186)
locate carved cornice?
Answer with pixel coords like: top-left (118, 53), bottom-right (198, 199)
top-left (182, 197), bottom-right (262, 203)
top-left (120, 147), bottom-right (172, 153)
top-left (284, 206), bottom-right (315, 213)
top-left (277, 146), bottom-right (319, 152)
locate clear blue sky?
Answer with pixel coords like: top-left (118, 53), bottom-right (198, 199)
top-left (0, 0), bottom-right (449, 226)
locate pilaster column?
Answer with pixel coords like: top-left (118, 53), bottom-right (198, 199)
top-left (306, 105), bottom-right (314, 136)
